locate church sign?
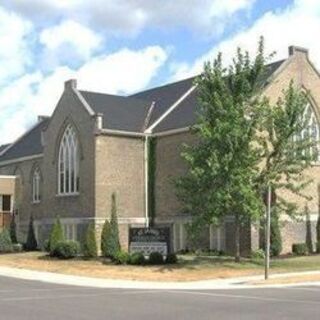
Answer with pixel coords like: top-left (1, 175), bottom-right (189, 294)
top-left (129, 227), bottom-right (170, 255)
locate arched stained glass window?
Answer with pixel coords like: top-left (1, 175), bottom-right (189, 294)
top-left (58, 124), bottom-right (79, 194)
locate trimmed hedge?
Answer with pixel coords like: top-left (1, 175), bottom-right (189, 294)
top-left (52, 241), bottom-right (80, 259)
top-left (113, 250), bottom-right (130, 265)
top-left (165, 253), bottom-right (178, 264)
top-left (0, 229), bottom-right (13, 253)
top-left (128, 252), bottom-right (145, 265)
top-left (292, 243), bottom-right (308, 255)
top-left (49, 217), bottom-right (64, 254)
top-left (148, 252), bottom-right (164, 265)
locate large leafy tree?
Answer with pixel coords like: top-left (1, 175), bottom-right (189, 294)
top-left (176, 38), bottom-right (314, 261)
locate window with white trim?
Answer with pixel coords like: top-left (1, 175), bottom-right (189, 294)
top-left (58, 124), bottom-right (80, 195)
top-left (295, 104), bottom-right (320, 161)
top-left (32, 168), bottom-right (41, 203)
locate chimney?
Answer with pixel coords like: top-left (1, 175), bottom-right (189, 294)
top-left (288, 46), bottom-right (309, 58)
top-left (38, 115), bottom-right (49, 123)
top-left (64, 79), bottom-right (77, 90)
top-left (95, 113), bottom-right (103, 130)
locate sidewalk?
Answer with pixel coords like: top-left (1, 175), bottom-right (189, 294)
top-left (0, 266), bottom-right (319, 290)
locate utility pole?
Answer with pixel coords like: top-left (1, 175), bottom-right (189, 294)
top-left (265, 184), bottom-right (271, 280)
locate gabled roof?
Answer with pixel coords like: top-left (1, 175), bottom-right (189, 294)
top-left (0, 144), bottom-right (10, 155)
top-left (0, 118), bottom-right (49, 162)
top-left (80, 91), bottom-right (152, 132)
top-left (0, 58), bottom-right (286, 163)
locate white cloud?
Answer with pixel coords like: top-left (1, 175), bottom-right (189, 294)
top-left (40, 20), bottom-right (103, 61)
top-left (172, 0), bottom-right (320, 80)
top-left (0, 7), bottom-right (33, 85)
top-left (4, 0), bottom-right (254, 37)
top-left (0, 46), bottom-right (167, 144)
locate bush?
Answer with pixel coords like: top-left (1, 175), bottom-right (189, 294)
top-left (305, 205), bottom-right (314, 253)
top-left (12, 243), bottom-right (23, 253)
top-left (52, 241), bottom-right (80, 259)
top-left (316, 242), bottom-right (320, 254)
top-left (82, 224), bottom-right (97, 259)
top-left (9, 214), bottom-right (17, 244)
top-left (49, 217), bottom-right (64, 254)
top-left (129, 252), bottom-right (146, 265)
top-left (148, 252), bottom-right (164, 265)
top-left (0, 229), bottom-right (13, 253)
top-left (24, 215), bottom-right (38, 251)
top-left (292, 243), bottom-right (308, 255)
top-left (270, 214), bottom-right (282, 256)
top-left (101, 219), bottom-right (110, 257)
top-left (251, 249), bottom-right (265, 260)
top-left (43, 239), bottom-right (50, 253)
top-left (101, 193), bottom-right (120, 258)
top-left (113, 250), bottom-right (130, 265)
top-left (165, 253), bottom-right (178, 264)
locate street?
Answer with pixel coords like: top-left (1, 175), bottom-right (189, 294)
top-left (0, 276), bottom-right (319, 319)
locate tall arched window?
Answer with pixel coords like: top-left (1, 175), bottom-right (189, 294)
top-left (58, 124), bottom-right (80, 195)
top-left (296, 104), bottom-right (320, 161)
top-left (32, 168), bottom-right (41, 203)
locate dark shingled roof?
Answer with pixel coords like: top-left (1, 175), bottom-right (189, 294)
top-left (0, 59), bottom-right (286, 163)
top-left (0, 118), bottom-right (49, 162)
top-left (80, 91), bottom-right (152, 132)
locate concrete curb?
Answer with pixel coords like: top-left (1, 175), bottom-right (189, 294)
top-left (0, 266), bottom-right (320, 290)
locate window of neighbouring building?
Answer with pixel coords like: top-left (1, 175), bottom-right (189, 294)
top-left (58, 124), bottom-right (80, 195)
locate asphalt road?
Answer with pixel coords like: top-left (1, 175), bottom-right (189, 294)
top-left (0, 276), bottom-right (319, 320)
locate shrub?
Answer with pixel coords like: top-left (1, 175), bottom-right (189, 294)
top-left (49, 217), bottom-right (64, 254)
top-left (148, 252), bottom-right (164, 265)
top-left (12, 243), bottom-right (23, 253)
top-left (9, 214), bottom-right (17, 244)
top-left (317, 184), bottom-right (320, 253)
top-left (251, 249), bottom-right (265, 260)
top-left (292, 243), bottom-right (308, 255)
top-left (24, 215), bottom-right (38, 251)
top-left (270, 214), bottom-right (282, 256)
top-left (101, 219), bottom-right (110, 257)
top-left (317, 242), bottom-right (320, 254)
top-left (82, 224), bottom-right (97, 259)
top-left (0, 229), bottom-right (13, 253)
top-left (113, 250), bottom-right (130, 265)
top-left (43, 239), bottom-right (50, 253)
top-left (102, 193), bottom-right (120, 258)
top-left (305, 205), bottom-right (313, 254)
top-left (53, 240), bottom-right (80, 259)
top-left (165, 253), bottom-right (178, 264)
top-left (129, 252), bottom-right (145, 265)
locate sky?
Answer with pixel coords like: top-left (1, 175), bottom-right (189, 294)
top-left (0, 0), bottom-right (320, 144)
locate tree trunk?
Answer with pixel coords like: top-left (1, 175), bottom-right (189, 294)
top-left (235, 214), bottom-right (241, 263)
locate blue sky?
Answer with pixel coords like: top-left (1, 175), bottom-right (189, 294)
top-left (0, 0), bottom-right (319, 144)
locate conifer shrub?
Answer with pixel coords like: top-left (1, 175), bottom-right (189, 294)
top-left (0, 228), bottom-right (13, 253)
top-left (148, 252), bottom-right (164, 265)
top-left (128, 252), bottom-right (145, 265)
top-left (102, 193), bottom-right (120, 258)
top-left (24, 215), bottom-right (38, 251)
top-left (53, 240), bottom-right (80, 259)
top-left (165, 253), bottom-right (178, 264)
top-left (49, 216), bottom-right (64, 255)
top-left (82, 223), bottom-right (98, 259)
top-left (317, 212), bottom-right (320, 254)
top-left (101, 219), bottom-right (111, 257)
top-left (9, 214), bottom-right (18, 244)
top-left (270, 213), bottom-right (282, 257)
top-left (305, 205), bottom-right (314, 254)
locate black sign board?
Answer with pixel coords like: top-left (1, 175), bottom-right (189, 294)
top-left (129, 227), bottom-right (170, 255)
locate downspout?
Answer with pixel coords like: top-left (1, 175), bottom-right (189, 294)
top-left (144, 135), bottom-right (149, 228)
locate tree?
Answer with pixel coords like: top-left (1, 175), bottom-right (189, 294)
top-left (101, 219), bottom-right (111, 257)
top-left (176, 38), bottom-right (314, 262)
top-left (102, 193), bottom-right (121, 258)
top-left (176, 38), bottom-right (268, 262)
top-left (9, 213), bottom-right (17, 244)
top-left (82, 223), bottom-right (97, 258)
top-left (305, 204), bottom-right (313, 254)
top-left (25, 215), bottom-right (38, 251)
top-left (49, 216), bottom-right (64, 254)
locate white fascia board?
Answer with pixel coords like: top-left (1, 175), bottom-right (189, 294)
top-left (72, 88), bottom-right (96, 116)
top-left (0, 154), bottom-right (43, 167)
